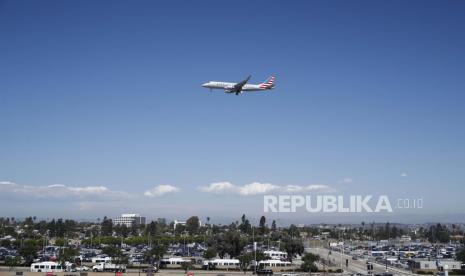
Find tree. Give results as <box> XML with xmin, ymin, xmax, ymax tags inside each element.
<box><xmin>23</xmin><ymin>217</ymin><xmax>34</xmax><ymax>227</ymax></box>
<box><xmin>102</xmin><ymin>245</ymin><xmax>128</xmax><ymax>265</ymax></box>
<box><xmin>427</xmin><ymin>224</ymin><xmax>450</xmax><ymax>243</ymax></box>
<box><xmin>130</xmin><ymin>223</ymin><xmax>139</xmax><ymax>236</ymax></box>
<box><xmin>101</xmin><ymin>217</ymin><xmax>113</xmax><ymax>236</ymax></box>
<box><xmin>288</xmin><ymin>224</ymin><xmax>300</xmax><ymax>237</ymax></box>
<box><xmin>120</xmin><ymin>224</ymin><xmax>130</xmax><ymax>238</ymax></box>
<box><xmin>212</xmin><ymin>231</ymin><xmax>246</xmax><ymax>258</ymax></box>
<box><xmin>238</xmin><ymin>253</ymin><xmax>254</xmax><ymax>271</ymax></box>
<box><xmin>1</xmin><ymin>239</ymin><xmax>11</xmax><ymax>247</ymax></box>
<box><xmin>456</xmin><ymin>247</ymin><xmax>465</xmax><ymax>263</ymax></box>
<box><xmin>186</xmin><ymin>216</ymin><xmax>200</xmax><ymax>234</ymax></box>
<box><xmin>144</xmin><ymin>242</ymin><xmax>167</xmax><ymax>270</ymax></box>
<box><xmin>181</xmin><ymin>261</ymin><xmax>193</xmax><ymax>273</ymax></box>
<box><xmin>18</xmin><ymin>241</ymin><xmax>38</xmax><ymax>264</ymax></box>
<box><xmin>58</xmin><ymin>247</ymin><xmax>79</xmax><ymax>267</ymax></box>
<box><xmin>282</xmin><ymin>237</ymin><xmax>304</xmax><ymax>261</ymax></box>
<box><xmin>55</xmin><ymin>238</ymin><xmax>66</xmax><ymax>247</ymax></box>
<box><xmin>47</xmin><ymin>219</ymin><xmax>57</xmax><ymax>237</ymax></box>
<box><xmin>391</xmin><ymin>226</ymin><xmax>399</xmax><ymax>238</ymax></box>
<box><xmin>145</xmin><ymin>221</ymin><xmax>158</xmax><ymax>236</ymax></box>
<box><xmin>5</xmin><ymin>256</ymin><xmax>22</xmax><ymax>270</ymax></box>
<box><xmin>238</xmin><ymin>252</ymin><xmax>266</xmax><ymax>271</ymax></box>
<box><xmin>271</xmin><ymin>220</ymin><xmax>277</xmax><ymax>232</ymax></box>
<box><xmin>146</xmin><ymin>243</ymin><xmax>167</xmax><ymax>264</ymax></box>
<box><xmin>239</xmin><ymin>215</ymin><xmax>251</xmax><ymax>234</ymax></box>
<box><xmin>301</xmin><ymin>252</ymin><xmax>319</xmax><ymax>272</ymax></box>
<box><xmin>259</xmin><ymin>216</ymin><xmax>267</xmax><ymax>235</ymax></box>
<box><xmin>203</xmin><ymin>247</ymin><xmax>217</xmax><ymax>260</ymax></box>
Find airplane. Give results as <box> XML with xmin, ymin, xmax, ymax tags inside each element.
<box><xmin>201</xmin><ymin>75</ymin><xmax>275</xmax><ymax>95</ymax></box>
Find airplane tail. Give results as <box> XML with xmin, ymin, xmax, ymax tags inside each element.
<box><xmin>259</xmin><ymin>75</ymin><xmax>276</xmax><ymax>89</ymax></box>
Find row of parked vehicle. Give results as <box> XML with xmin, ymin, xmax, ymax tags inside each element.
<box><xmin>30</xmin><ymin>260</ymin><xmax>126</xmax><ymax>273</ymax></box>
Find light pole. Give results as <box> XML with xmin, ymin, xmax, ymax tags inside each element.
<box><xmin>340</xmin><ymin>244</ymin><xmax>343</xmax><ymax>276</ymax></box>
<box><xmin>253</xmin><ymin>227</ymin><xmax>257</xmax><ymax>275</ymax></box>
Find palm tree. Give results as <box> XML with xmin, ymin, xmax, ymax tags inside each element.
<box><xmin>370</xmin><ymin>222</ymin><xmax>375</xmax><ymax>240</ymax></box>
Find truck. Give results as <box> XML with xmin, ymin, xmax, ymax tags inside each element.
<box><xmin>92</xmin><ymin>262</ymin><xmax>126</xmax><ymax>272</ymax></box>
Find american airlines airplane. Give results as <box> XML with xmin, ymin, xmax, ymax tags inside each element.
<box><xmin>202</xmin><ymin>75</ymin><xmax>275</xmax><ymax>95</ymax></box>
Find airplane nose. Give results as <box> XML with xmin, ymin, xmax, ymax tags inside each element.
<box><xmin>202</xmin><ymin>83</ymin><xmax>208</xmax><ymax>87</ymax></box>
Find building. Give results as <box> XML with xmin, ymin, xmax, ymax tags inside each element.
<box><xmin>173</xmin><ymin>219</ymin><xmax>202</xmax><ymax>229</ymax></box>
<box><xmin>400</xmin><ymin>235</ymin><xmax>412</xmax><ymax>242</ymax></box>
<box><xmin>411</xmin><ymin>260</ymin><xmax>462</xmax><ymax>273</ymax></box>
<box><xmin>113</xmin><ymin>214</ymin><xmax>146</xmax><ymax>227</ymax></box>
<box><xmin>263</xmin><ymin>250</ymin><xmax>288</xmax><ymax>260</ymax></box>
<box><xmin>173</xmin><ymin>220</ymin><xmax>186</xmax><ymax>229</ymax></box>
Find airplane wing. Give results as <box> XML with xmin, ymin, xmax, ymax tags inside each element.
<box><xmin>231</xmin><ymin>75</ymin><xmax>251</xmax><ymax>94</ymax></box>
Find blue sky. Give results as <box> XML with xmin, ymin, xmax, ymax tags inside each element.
<box><xmin>1</xmin><ymin>0</ymin><xmax>465</xmax><ymax>223</ymax></box>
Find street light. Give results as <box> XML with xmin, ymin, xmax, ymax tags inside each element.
<box><xmin>253</xmin><ymin>227</ymin><xmax>257</xmax><ymax>275</ymax></box>
<box><xmin>340</xmin><ymin>243</ymin><xmax>343</xmax><ymax>276</ymax></box>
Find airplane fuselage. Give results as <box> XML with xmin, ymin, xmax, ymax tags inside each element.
<box><xmin>202</xmin><ymin>81</ymin><xmax>270</xmax><ymax>92</ymax></box>
<box><xmin>201</xmin><ymin>75</ymin><xmax>275</xmax><ymax>94</ymax></box>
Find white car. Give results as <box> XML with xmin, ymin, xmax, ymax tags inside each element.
<box><xmin>76</xmin><ymin>266</ymin><xmax>90</xmax><ymax>272</ymax></box>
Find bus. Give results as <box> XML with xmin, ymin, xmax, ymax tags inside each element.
<box><xmin>203</xmin><ymin>259</ymin><xmax>240</xmax><ymax>269</ymax></box>
<box><xmin>258</xmin><ymin>260</ymin><xmax>293</xmax><ymax>271</ymax></box>
<box><xmin>160</xmin><ymin>257</ymin><xmax>192</xmax><ymax>268</ymax></box>
<box><xmin>30</xmin><ymin>261</ymin><xmax>64</xmax><ymax>272</ymax></box>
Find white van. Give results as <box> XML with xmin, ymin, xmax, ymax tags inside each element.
<box><xmin>91</xmin><ymin>256</ymin><xmax>112</xmax><ymax>263</ymax></box>
<box><xmin>30</xmin><ymin>261</ymin><xmax>64</xmax><ymax>272</ymax></box>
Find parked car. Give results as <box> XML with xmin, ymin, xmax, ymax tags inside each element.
<box><xmin>256</xmin><ymin>269</ymin><xmax>273</xmax><ymax>275</ymax></box>
<box><xmin>142</xmin><ymin>266</ymin><xmax>158</xmax><ymax>273</ymax></box>
<box><xmin>75</xmin><ymin>266</ymin><xmax>90</xmax><ymax>272</ymax></box>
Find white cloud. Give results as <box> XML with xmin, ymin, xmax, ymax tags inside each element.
<box><xmin>284</xmin><ymin>185</ymin><xmax>305</xmax><ymax>193</ymax></box>
<box><xmin>338</xmin><ymin>177</ymin><xmax>353</xmax><ymax>184</ymax></box>
<box><xmin>304</xmin><ymin>184</ymin><xmax>337</xmax><ymax>193</ymax></box>
<box><xmin>199</xmin><ymin>182</ymin><xmax>336</xmax><ymax>195</ymax></box>
<box><xmin>68</xmin><ymin>186</ymin><xmax>108</xmax><ymax>194</ymax></box>
<box><xmin>239</xmin><ymin>182</ymin><xmax>279</xmax><ymax>195</ymax></box>
<box><xmin>198</xmin><ymin>182</ymin><xmax>237</xmax><ymax>194</ymax></box>
<box><xmin>284</xmin><ymin>184</ymin><xmax>336</xmax><ymax>193</ymax></box>
<box><xmin>401</xmin><ymin>172</ymin><xmax>408</xmax><ymax>177</ymax></box>
<box><xmin>144</xmin><ymin>185</ymin><xmax>180</xmax><ymax>197</ymax></box>
<box><xmin>0</xmin><ymin>181</ymin><xmax>127</xmax><ymax>200</ymax></box>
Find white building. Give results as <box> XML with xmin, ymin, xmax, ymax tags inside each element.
<box><xmin>113</xmin><ymin>214</ymin><xmax>146</xmax><ymax>227</ymax></box>
<box><xmin>400</xmin><ymin>235</ymin><xmax>412</xmax><ymax>242</ymax></box>
<box><xmin>412</xmin><ymin>260</ymin><xmax>462</xmax><ymax>273</ymax></box>
<box><xmin>173</xmin><ymin>220</ymin><xmax>186</xmax><ymax>229</ymax></box>
<box><xmin>173</xmin><ymin>219</ymin><xmax>202</xmax><ymax>229</ymax></box>
<box><xmin>263</xmin><ymin>250</ymin><xmax>288</xmax><ymax>260</ymax></box>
